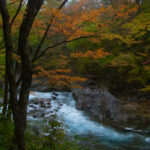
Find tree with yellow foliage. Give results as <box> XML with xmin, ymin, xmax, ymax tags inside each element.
<box><xmin>0</xmin><ymin>0</ymin><xmax>139</xmax><ymax>149</ymax></box>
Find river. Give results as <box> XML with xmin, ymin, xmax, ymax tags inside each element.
<box><xmin>28</xmin><ymin>91</ymin><xmax>150</xmax><ymax>150</ymax></box>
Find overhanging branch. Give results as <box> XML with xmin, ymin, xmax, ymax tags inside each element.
<box><xmin>33</xmin><ymin>0</ymin><xmax>68</xmax><ymax>61</ymax></box>
<box><xmin>33</xmin><ymin>35</ymin><xmax>97</xmax><ymax>62</ymax></box>
<box><xmin>10</xmin><ymin>0</ymin><xmax>24</xmax><ymax>27</ymax></box>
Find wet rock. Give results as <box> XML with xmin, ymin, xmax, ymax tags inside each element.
<box><xmin>52</xmin><ymin>92</ymin><xmax>58</xmax><ymax>96</ymax></box>
<box><xmin>33</xmin><ymin>101</ymin><xmax>39</xmax><ymax>105</ymax></box>
<box><xmin>53</xmin><ymin>108</ymin><xmax>59</xmax><ymax>112</ymax></box>
<box><xmin>47</xmin><ymin>102</ymin><xmax>51</xmax><ymax>106</ymax></box>
<box><xmin>72</xmin><ymin>87</ymin><xmax>136</xmax><ymax>125</ymax></box>
<box><xmin>33</xmin><ymin>112</ymin><xmax>45</xmax><ymax>118</ymax></box>
<box><xmin>39</xmin><ymin>100</ymin><xmax>44</xmax><ymax>105</ymax></box>
<box><xmin>28</xmin><ymin>109</ymin><xmax>38</xmax><ymax>114</ymax></box>
<box><xmin>48</xmin><ymin>111</ymin><xmax>54</xmax><ymax>114</ymax></box>
<box><xmin>40</xmin><ymin>102</ymin><xmax>47</xmax><ymax>108</ymax></box>
<box><xmin>58</xmin><ymin>103</ymin><xmax>63</xmax><ymax>107</ymax></box>
<box><xmin>28</xmin><ymin>104</ymin><xmax>38</xmax><ymax>109</ymax></box>
<box><xmin>31</xmin><ymin>99</ymin><xmax>40</xmax><ymax>105</ymax></box>
<box><xmin>52</xmin><ymin>96</ymin><xmax>56</xmax><ymax>100</ymax></box>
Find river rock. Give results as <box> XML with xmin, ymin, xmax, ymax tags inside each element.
<box><xmin>28</xmin><ymin>104</ymin><xmax>37</xmax><ymax>109</ymax></box>
<box><xmin>72</xmin><ymin>87</ymin><xmax>136</xmax><ymax>125</ymax></box>
<box><xmin>33</xmin><ymin>111</ymin><xmax>45</xmax><ymax>118</ymax></box>
<box><xmin>52</xmin><ymin>92</ymin><xmax>58</xmax><ymax>96</ymax></box>
<box><xmin>52</xmin><ymin>96</ymin><xmax>57</xmax><ymax>100</ymax></box>
<box><xmin>29</xmin><ymin>98</ymin><xmax>39</xmax><ymax>105</ymax></box>
<box><xmin>47</xmin><ymin>102</ymin><xmax>51</xmax><ymax>106</ymax></box>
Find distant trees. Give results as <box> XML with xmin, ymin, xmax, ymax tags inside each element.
<box><xmin>0</xmin><ymin>0</ymin><xmax>144</xmax><ymax>149</ymax></box>
<box><xmin>0</xmin><ymin>0</ymin><xmax>102</xmax><ymax>149</ymax></box>
<box><xmin>69</xmin><ymin>0</ymin><xmax>150</xmax><ymax>96</ymax></box>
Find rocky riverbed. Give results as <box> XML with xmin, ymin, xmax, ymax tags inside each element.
<box><xmin>0</xmin><ymin>91</ymin><xmax>150</xmax><ymax>149</ymax></box>
<box><xmin>72</xmin><ymin>86</ymin><xmax>150</xmax><ymax>131</ymax></box>
<box><xmin>26</xmin><ymin>91</ymin><xmax>150</xmax><ymax>150</ymax></box>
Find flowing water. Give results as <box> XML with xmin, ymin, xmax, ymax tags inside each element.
<box><xmin>28</xmin><ymin>91</ymin><xmax>150</xmax><ymax>150</ymax></box>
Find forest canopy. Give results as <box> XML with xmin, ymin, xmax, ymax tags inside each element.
<box><xmin>0</xmin><ymin>0</ymin><xmax>150</xmax><ymax>150</ymax></box>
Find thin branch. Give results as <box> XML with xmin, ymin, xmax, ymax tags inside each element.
<box><xmin>32</xmin><ymin>16</ymin><xmax>54</xmax><ymax>61</ymax></box>
<box><xmin>33</xmin><ymin>0</ymin><xmax>68</xmax><ymax>61</ymax></box>
<box><xmin>10</xmin><ymin>0</ymin><xmax>24</xmax><ymax>27</ymax></box>
<box><xmin>33</xmin><ymin>35</ymin><xmax>97</xmax><ymax>62</ymax></box>
<box><xmin>58</xmin><ymin>0</ymin><xmax>68</xmax><ymax>9</ymax></box>
<box><xmin>33</xmin><ymin>14</ymin><xmax>99</xmax><ymax>62</ymax></box>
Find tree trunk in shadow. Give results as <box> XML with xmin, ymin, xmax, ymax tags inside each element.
<box><xmin>12</xmin><ymin>1</ymin><xmax>44</xmax><ymax>149</ymax></box>
<box><xmin>13</xmin><ymin>71</ymin><xmax>32</xmax><ymax>150</ymax></box>
<box><xmin>2</xmin><ymin>74</ymin><xmax>8</xmax><ymax>116</ymax></box>
<box><xmin>0</xmin><ymin>0</ymin><xmax>44</xmax><ymax>149</ymax></box>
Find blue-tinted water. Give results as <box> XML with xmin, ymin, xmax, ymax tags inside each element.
<box><xmin>28</xmin><ymin>92</ymin><xmax>150</xmax><ymax>150</ymax></box>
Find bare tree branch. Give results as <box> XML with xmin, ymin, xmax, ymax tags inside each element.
<box><xmin>58</xmin><ymin>0</ymin><xmax>68</xmax><ymax>9</ymax></box>
<box><xmin>33</xmin><ymin>35</ymin><xmax>97</xmax><ymax>62</ymax></box>
<box><xmin>33</xmin><ymin>0</ymin><xmax>68</xmax><ymax>61</ymax></box>
<box><xmin>10</xmin><ymin>0</ymin><xmax>24</xmax><ymax>27</ymax></box>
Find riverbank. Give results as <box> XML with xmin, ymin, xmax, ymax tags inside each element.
<box><xmin>30</xmin><ymin>79</ymin><xmax>150</xmax><ymax>133</ymax></box>
<box><xmin>27</xmin><ymin>91</ymin><xmax>150</xmax><ymax>150</ymax></box>
<box><xmin>72</xmin><ymin>84</ymin><xmax>150</xmax><ymax>133</ymax></box>
<box><xmin>1</xmin><ymin>91</ymin><xmax>150</xmax><ymax>149</ymax></box>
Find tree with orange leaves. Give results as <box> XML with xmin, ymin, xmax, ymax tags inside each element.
<box><xmin>0</xmin><ymin>0</ymin><xmax>139</xmax><ymax>149</ymax></box>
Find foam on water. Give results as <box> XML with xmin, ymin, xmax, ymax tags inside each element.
<box><xmin>28</xmin><ymin>92</ymin><xmax>150</xmax><ymax>149</ymax></box>
<box><xmin>57</xmin><ymin>103</ymin><xmax>134</xmax><ymax>141</ymax></box>
<box><xmin>146</xmin><ymin>138</ymin><xmax>150</xmax><ymax>143</ymax></box>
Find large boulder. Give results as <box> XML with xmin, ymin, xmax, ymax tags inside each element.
<box><xmin>72</xmin><ymin>87</ymin><xmax>139</xmax><ymax>125</ymax></box>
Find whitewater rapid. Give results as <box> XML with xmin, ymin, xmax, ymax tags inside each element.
<box><xmin>28</xmin><ymin>92</ymin><xmax>150</xmax><ymax>150</ymax></box>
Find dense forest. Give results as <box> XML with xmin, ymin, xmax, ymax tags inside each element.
<box><xmin>0</xmin><ymin>0</ymin><xmax>150</xmax><ymax>150</ymax></box>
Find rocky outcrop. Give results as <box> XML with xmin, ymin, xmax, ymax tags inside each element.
<box><xmin>72</xmin><ymin>87</ymin><xmax>150</xmax><ymax>127</ymax></box>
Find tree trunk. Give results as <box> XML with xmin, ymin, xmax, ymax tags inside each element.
<box><xmin>2</xmin><ymin>74</ymin><xmax>9</xmax><ymax>116</ymax></box>
<box><xmin>13</xmin><ymin>1</ymin><xmax>44</xmax><ymax>149</ymax></box>
<box><xmin>0</xmin><ymin>0</ymin><xmax>44</xmax><ymax>149</ymax></box>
